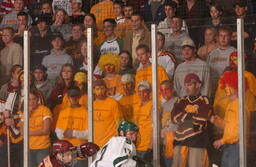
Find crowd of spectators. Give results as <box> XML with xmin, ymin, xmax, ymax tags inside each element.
<box><xmin>0</xmin><ymin>0</ymin><xmax>256</xmax><ymax>167</ymax></box>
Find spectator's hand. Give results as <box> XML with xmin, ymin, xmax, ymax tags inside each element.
<box><xmin>210</xmin><ymin>115</ymin><xmax>215</xmax><ymax>123</ymax></box>
<box><xmin>161</xmin><ymin>128</ymin><xmax>167</xmax><ymax>138</ymax></box>
<box><xmin>213</xmin><ymin>140</ymin><xmax>223</xmax><ymax>149</ymax></box>
<box><xmin>3</xmin><ymin>110</ymin><xmax>10</xmax><ymax>118</ymax></box>
<box><xmin>64</xmin><ymin>129</ymin><xmax>73</xmax><ymax>138</ymax></box>
<box><xmin>5</xmin><ymin>118</ymin><xmax>14</xmax><ymax>126</ymax></box>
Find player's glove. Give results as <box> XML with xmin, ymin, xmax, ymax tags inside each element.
<box><xmin>74</xmin><ymin>142</ymin><xmax>100</xmax><ymax>158</ymax></box>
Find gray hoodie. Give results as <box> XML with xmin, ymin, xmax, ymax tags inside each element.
<box><xmin>42</xmin><ymin>49</ymin><xmax>73</xmax><ymax>82</ymax></box>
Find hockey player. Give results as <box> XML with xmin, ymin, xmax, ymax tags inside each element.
<box><xmin>171</xmin><ymin>73</ymin><xmax>212</xmax><ymax>167</ymax></box>
<box><xmin>90</xmin><ymin>120</ymin><xmax>139</xmax><ymax>167</ymax></box>
<box><xmin>39</xmin><ymin>140</ymin><xmax>99</xmax><ymax>167</ymax></box>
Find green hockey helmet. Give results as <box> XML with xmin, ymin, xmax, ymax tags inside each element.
<box><xmin>118</xmin><ymin>121</ymin><xmax>139</xmax><ymax>135</ymax></box>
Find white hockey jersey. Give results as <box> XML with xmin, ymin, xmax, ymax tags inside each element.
<box><xmin>90</xmin><ymin>136</ymin><xmax>137</xmax><ymax>167</ymax></box>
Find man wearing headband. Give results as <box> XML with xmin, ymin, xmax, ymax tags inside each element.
<box><xmin>132</xmin><ymin>80</ymin><xmax>153</xmax><ymax>165</ymax></box>
<box><xmin>118</xmin><ymin>74</ymin><xmax>135</xmax><ymax>121</ymax></box>
<box><xmin>93</xmin><ymin>79</ymin><xmax>123</xmax><ymax>147</ymax></box>
<box><xmin>55</xmin><ymin>86</ymin><xmax>88</xmax><ymax>167</ymax></box>
<box><xmin>171</xmin><ymin>73</ymin><xmax>212</xmax><ymax>167</ymax></box>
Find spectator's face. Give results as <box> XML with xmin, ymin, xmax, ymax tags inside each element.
<box><xmin>94</xmin><ymin>85</ymin><xmax>107</xmax><ymax>100</ymax></box>
<box><xmin>218</xmin><ymin>30</ymin><xmax>231</xmax><ymax>47</ymax></box>
<box><xmin>33</xmin><ymin>69</ymin><xmax>45</xmax><ymax>82</ymax></box>
<box><xmin>103</xmin><ymin>22</ymin><xmax>115</xmax><ymax>37</ymax></box>
<box><xmin>171</xmin><ymin>18</ymin><xmax>182</xmax><ymax>32</ymax></box>
<box><xmin>80</xmin><ymin>42</ymin><xmax>87</xmax><ymax>57</ymax></box>
<box><xmin>12</xmin><ymin>67</ymin><xmax>22</xmax><ymax>80</ymax></box>
<box><xmin>185</xmin><ymin>82</ymin><xmax>199</xmax><ymax>96</ymax></box>
<box><xmin>124</xmin><ymin>6</ymin><xmax>133</xmax><ymax>19</ymax></box>
<box><xmin>2</xmin><ymin>29</ymin><xmax>14</xmax><ymax>45</ymax></box>
<box><xmin>61</xmin><ymin>66</ymin><xmax>73</xmax><ymax>80</ymax></box>
<box><xmin>224</xmin><ymin>84</ymin><xmax>235</xmax><ymax>97</ymax></box>
<box><xmin>71</xmin><ymin>1</ymin><xmax>82</xmax><ymax>12</ymax></box>
<box><xmin>104</xmin><ymin>64</ymin><xmax>115</xmax><ymax>73</ymax></box>
<box><xmin>17</xmin><ymin>15</ymin><xmax>28</xmax><ymax>25</ymax></box>
<box><xmin>68</xmin><ymin>95</ymin><xmax>80</xmax><ymax>105</ymax></box>
<box><xmin>114</xmin><ymin>4</ymin><xmax>123</xmax><ymax>16</ymax></box>
<box><xmin>29</xmin><ymin>93</ymin><xmax>39</xmax><ymax>111</ymax></box>
<box><xmin>136</xmin><ymin>48</ymin><xmax>150</xmax><ymax>65</ymax></box>
<box><xmin>37</xmin><ymin>21</ymin><xmax>47</xmax><ymax>32</ymax></box>
<box><xmin>182</xmin><ymin>47</ymin><xmax>195</xmax><ymax>61</ymax></box>
<box><xmin>204</xmin><ymin>29</ymin><xmax>216</xmax><ymax>44</ymax></box>
<box><xmin>210</xmin><ymin>6</ymin><xmax>221</xmax><ymax>19</ymax></box>
<box><xmin>157</xmin><ymin>34</ymin><xmax>165</xmax><ymax>50</ymax></box>
<box><xmin>138</xmin><ymin>87</ymin><xmax>151</xmax><ymax>102</ymax></box>
<box><xmin>84</xmin><ymin>16</ymin><xmax>94</xmax><ymax>28</ymax></box>
<box><xmin>121</xmin><ymin>82</ymin><xmax>134</xmax><ymax>95</ymax></box>
<box><xmin>120</xmin><ymin>52</ymin><xmax>130</xmax><ymax>68</ymax></box>
<box><xmin>131</xmin><ymin>15</ymin><xmax>142</xmax><ymax>31</ymax></box>
<box><xmin>160</xmin><ymin>84</ymin><xmax>173</xmax><ymax>100</ymax></box>
<box><xmin>41</xmin><ymin>3</ymin><xmax>52</xmax><ymax>14</ymax></box>
<box><xmin>72</xmin><ymin>26</ymin><xmax>82</xmax><ymax>40</ymax></box>
<box><xmin>14</xmin><ymin>0</ymin><xmax>24</xmax><ymax>12</ymax></box>
<box><xmin>55</xmin><ymin>11</ymin><xmax>65</xmax><ymax>23</ymax></box>
<box><xmin>164</xmin><ymin>5</ymin><xmax>175</xmax><ymax>18</ymax></box>
<box><xmin>235</xmin><ymin>6</ymin><xmax>247</xmax><ymax>17</ymax></box>
<box><xmin>51</xmin><ymin>37</ymin><xmax>63</xmax><ymax>50</ymax></box>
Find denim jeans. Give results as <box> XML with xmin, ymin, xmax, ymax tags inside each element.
<box><xmin>29</xmin><ymin>147</ymin><xmax>50</xmax><ymax>167</ymax></box>
<box><xmin>0</xmin><ymin>145</ymin><xmax>7</xmax><ymax>167</ymax></box>
<box><xmin>165</xmin><ymin>157</ymin><xmax>173</xmax><ymax>167</ymax></box>
<box><xmin>11</xmin><ymin>143</ymin><xmax>23</xmax><ymax>167</ymax></box>
<box><xmin>221</xmin><ymin>143</ymin><xmax>239</xmax><ymax>167</ymax></box>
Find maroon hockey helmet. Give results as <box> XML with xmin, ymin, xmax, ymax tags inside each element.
<box><xmin>52</xmin><ymin>140</ymin><xmax>73</xmax><ymax>155</ymax></box>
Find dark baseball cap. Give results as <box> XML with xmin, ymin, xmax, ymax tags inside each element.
<box><xmin>67</xmin><ymin>86</ymin><xmax>81</xmax><ymax>97</ymax></box>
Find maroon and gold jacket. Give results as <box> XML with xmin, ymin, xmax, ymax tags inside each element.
<box><xmin>171</xmin><ymin>95</ymin><xmax>212</xmax><ymax>148</ymax></box>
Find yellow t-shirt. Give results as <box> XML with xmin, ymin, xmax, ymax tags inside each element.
<box><xmin>220</xmin><ymin>99</ymin><xmax>239</xmax><ymax>144</ymax></box>
<box><xmin>90</xmin><ymin>1</ymin><xmax>115</xmax><ymax>25</ymax></box>
<box><xmin>103</xmin><ymin>75</ymin><xmax>123</xmax><ymax>96</ymax></box>
<box><xmin>93</xmin><ymin>97</ymin><xmax>123</xmax><ymax>147</ymax></box>
<box><xmin>118</xmin><ymin>95</ymin><xmax>134</xmax><ymax>121</ymax></box>
<box><xmin>135</xmin><ymin>65</ymin><xmax>169</xmax><ymax>91</ymax></box>
<box><xmin>56</xmin><ymin>106</ymin><xmax>88</xmax><ymax>146</ymax></box>
<box><xmin>52</xmin><ymin>94</ymin><xmax>88</xmax><ymax>131</ymax></box>
<box><xmin>133</xmin><ymin>100</ymin><xmax>152</xmax><ymax>151</ymax></box>
<box><xmin>29</xmin><ymin>105</ymin><xmax>52</xmax><ymax>150</ymax></box>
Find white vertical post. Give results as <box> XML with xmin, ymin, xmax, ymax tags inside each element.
<box><xmin>151</xmin><ymin>24</ymin><xmax>160</xmax><ymax>167</ymax></box>
<box><xmin>23</xmin><ymin>31</ymin><xmax>30</xmax><ymax>167</ymax></box>
<box><xmin>87</xmin><ymin>28</ymin><xmax>94</xmax><ymax>166</ymax></box>
<box><xmin>237</xmin><ymin>18</ymin><xmax>246</xmax><ymax>167</ymax></box>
